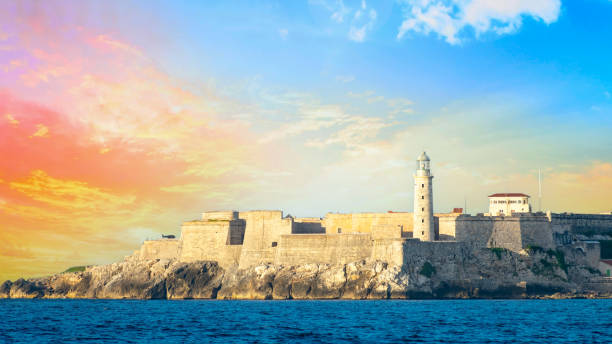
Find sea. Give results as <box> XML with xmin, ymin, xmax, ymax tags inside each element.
<box><xmin>0</xmin><ymin>299</ymin><xmax>611</xmax><ymax>343</ymax></box>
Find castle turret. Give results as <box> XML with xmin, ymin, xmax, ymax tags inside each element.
<box><xmin>414</xmin><ymin>151</ymin><xmax>434</xmax><ymax>241</ymax></box>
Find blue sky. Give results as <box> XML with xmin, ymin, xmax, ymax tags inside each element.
<box><xmin>98</xmin><ymin>0</ymin><xmax>612</xmax><ymax>214</ymax></box>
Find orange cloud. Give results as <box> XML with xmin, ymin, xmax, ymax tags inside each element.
<box><xmin>29</xmin><ymin>123</ymin><xmax>48</xmax><ymax>137</ymax></box>
<box><xmin>4</xmin><ymin>113</ymin><xmax>18</xmax><ymax>125</ymax></box>
<box><xmin>9</xmin><ymin>170</ymin><xmax>134</xmax><ymax>212</ymax></box>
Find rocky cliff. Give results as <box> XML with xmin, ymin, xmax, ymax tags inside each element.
<box><xmin>1</xmin><ymin>247</ymin><xmax>608</xmax><ymax>299</ymax></box>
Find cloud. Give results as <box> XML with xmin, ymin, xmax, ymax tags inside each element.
<box><xmin>397</xmin><ymin>0</ymin><xmax>561</xmax><ymax>44</ymax></box>
<box><xmin>311</xmin><ymin>0</ymin><xmax>377</xmax><ymax>42</ymax></box>
<box><xmin>95</xmin><ymin>34</ymin><xmax>143</xmax><ymax>57</ymax></box>
<box><xmin>9</xmin><ymin>170</ymin><xmax>135</xmax><ymax>212</ymax></box>
<box><xmin>335</xmin><ymin>75</ymin><xmax>355</xmax><ymax>83</ymax></box>
<box><xmin>30</xmin><ymin>123</ymin><xmax>49</xmax><ymax>138</ymax></box>
<box><xmin>258</xmin><ymin>105</ymin><xmax>348</xmax><ymax>143</ymax></box>
<box><xmin>348</xmin><ymin>6</ymin><xmax>377</xmax><ymax>42</ymax></box>
<box><xmin>331</xmin><ymin>0</ymin><xmax>350</xmax><ymax>22</ymax></box>
<box><xmin>306</xmin><ymin>116</ymin><xmax>393</xmax><ymax>149</ymax></box>
<box><xmin>5</xmin><ymin>114</ymin><xmax>18</xmax><ymax>125</ymax></box>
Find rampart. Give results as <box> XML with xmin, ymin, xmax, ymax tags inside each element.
<box><xmin>238</xmin><ymin>210</ymin><xmax>293</xmax><ymax>268</ymax></box>
<box><xmin>550</xmin><ymin>213</ymin><xmax>612</xmax><ymax>236</ymax></box>
<box><xmin>137</xmin><ymin>239</ymin><xmax>180</xmax><ymax>260</ymax></box>
<box><xmin>179</xmin><ymin>211</ymin><xmax>245</xmax><ymax>267</ymax></box>
<box><xmin>275</xmin><ymin>233</ymin><xmax>373</xmax><ymax>266</ymax></box>
<box><xmin>293</xmin><ymin>217</ymin><xmax>326</xmax><ymax>234</ymax></box>
<box><xmin>439</xmin><ymin>213</ymin><xmax>554</xmax><ymax>252</ymax></box>
<box><xmin>322</xmin><ymin>212</ymin><xmax>413</xmax><ymax>236</ymax></box>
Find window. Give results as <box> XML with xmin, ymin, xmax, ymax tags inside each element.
<box><xmin>271</xmin><ymin>242</ymin><xmax>278</xmax><ymax>247</ymax></box>
<box><xmin>421</xmin><ymin>231</ymin><xmax>424</xmax><ymax>235</ymax></box>
<box><xmin>421</xmin><ymin>219</ymin><xmax>424</xmax><ymax>223</ymax></box>
<box><xmin>421</xmin><ymin>184</ymin><xmax>424</xmax><ymax>188</ymax></box>
<box><xmin>422</xmin><ymin>207</ymin><xmax>424</xmax><ymax>211</ymax></box>
<box><xmin>337</xmin><ymin>228</ymin><xmax>342</xmax><ymax>234</ymax></box>
<box><xmin>421</xmin><ymin>196</ymin><xmax>424</xmax><ymax>200</ymax></box>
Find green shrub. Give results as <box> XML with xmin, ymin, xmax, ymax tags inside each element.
<box><xmin>548</xmin><ymin>249</ymin><xmax>568</xmax><ymax>273</ymax></box>
<box><xmin>63</xmin><ymin>266</ymin><xmax>86</xmax><ymax>273</ymax></box>
<box><xmin>419</xmin><ymin>261</ymin><xmax>436</xmax><ymax>278</ymax></box>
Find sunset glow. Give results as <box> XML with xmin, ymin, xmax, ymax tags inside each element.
<box><xmin>1</xmin><ymin>1</ymin><xmax>611</xmax><ymax>280</ymax></box>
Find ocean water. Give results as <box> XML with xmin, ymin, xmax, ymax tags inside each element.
<box><xmin>1</xmin><ymin>299</ymin><xmax>611</xmax><ymax>343</ymax></box>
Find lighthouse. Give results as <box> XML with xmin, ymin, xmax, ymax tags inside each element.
<box><xmin>414</xmin><ymin>151</ymin><xmax>434</xmax><ymax>241</ymax></box>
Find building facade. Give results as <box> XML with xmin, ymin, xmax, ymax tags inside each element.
<box><xmin>488</xmin><ymin>193</ymin><xmax>531</xmax><ymax>216</ymax></box>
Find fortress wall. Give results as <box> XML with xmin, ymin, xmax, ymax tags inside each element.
<box><xmin>488</xmin><ymin>219</ymin><xmax>524</xmax><ymax>252</ymax></box>
<box><xmin>569</xmin><ymin>241</ymin><xmax>601</xmax><ymax>268</ymax></box>
<box><xmin>179</xmin><ymin>220</ymin><xmax>243</xmax><ymax>267</ymax></box>
<box><xmin>238</xmin><ymin>211</ymin><xmax>293</xmax><ymax>268</ymax></box>
<box><xmin>519</xmin><ymin>217</ymin><xmax>554</xmax><ymax>249</ymax></box>
<box><xmin>402</xmin><ymin>240</ymin><xmax>466</xmax><ymax>261</ymax></box>
<box><xmin>371</xmin><ymin>224</ymin><xmax>402</xmax><ymax>240</ymax></box>
<box><xmin>438</xmin><ymin>216</ymin><xmax>459</xmax><ymax>240</ymax></box>
<box><xmin>138</xmin><ymin>239</ymin><xmax>180</xmax><ymax>260</ymax></box>
<box><xmin>371</xmin><ymin>238</ymin><xmax>405</xmax><ymax>266</ymax></box>
<box><xmin>402</xmin><ymin>240</ymin><xmax>471</xmax><ymax>280</ymax></box>
<box><xmin>451</xmin><ymin>214</ymin><xmax>553</xmax><ymax>252</ymax></box>
<box><xmin>228</xmin><ymin>220</ymin><xmax>247</xmax><ymax>245</ymax></box>
<box><xmin>453</xmin><ymin>215</ymin><xmax>495</xmax><ymax>247</ymax></box>
<box><xmin>293</xmin><ymin>218</ymin><xmax>325</xmax><ymax>234</ymax></box>
<box><xmin>322</xmin><ymin>213</ymin><xmax>353</xmax><ymax>234</ymax></box>
<box><xmin>275</xmin><ymin>233</ymin><xmax>373</xmax><ymax>266</ymax></box>
<box><xmin>550</xmin><ymin>213</ymin><xmax>612</xmax><ymax>236</ymax></box>
<box><xmin>202</xmin><ymin>211</ymin><xmax>238</xmax><ymax>221</ymax></box>
<box><xmin>322</xmin><ymin>212</ymin><xmax>413</xmax><ymax>236</ymax></box>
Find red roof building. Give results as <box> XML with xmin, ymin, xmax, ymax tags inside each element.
<box><xmin>488</xmin><ymin>193</ymin><xmax>530</xmax><ymax>198</ymax></box>
<box><xmin>488</xmin><ymin>193</ymin><xmax>531</xmax><ymax>216</ymax></box>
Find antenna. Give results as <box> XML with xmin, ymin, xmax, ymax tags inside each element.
<box><xmin>464</xmin><ymin>196</ymin><xmax>467</xmax><ymax>214</ymax></box>
<box><xmin>538</xmin><ymin>169</ymin><xmax>542</xmax><ymax>212</ymax></box>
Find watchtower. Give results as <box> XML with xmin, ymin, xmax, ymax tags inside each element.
<box><xmin>414</xmin><ymin>151</ymin><xmax>434</xmax><ymax>241</ymax></box>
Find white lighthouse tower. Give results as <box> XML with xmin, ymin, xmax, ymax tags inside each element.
<box><xmin>414</xmin><ymin>151</ymin><xmax>434</xmax><ymax>241</ymax></box>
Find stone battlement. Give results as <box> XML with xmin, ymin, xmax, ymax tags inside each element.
<box><xmin>201</xmin><ymin>211</ymin><xmax>239</xmax><ymax>221</ymax></box>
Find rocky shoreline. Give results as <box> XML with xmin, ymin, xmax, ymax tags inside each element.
<box><xmin>2</xmin><ymin>248</ymin><xmax>610</xmax><ymax>300</ymax></box>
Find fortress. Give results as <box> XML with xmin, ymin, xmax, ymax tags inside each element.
<box><xmin>133</xmin><ymin>153</ymin><xmax>612</xmax><ymax>271</ymax></box>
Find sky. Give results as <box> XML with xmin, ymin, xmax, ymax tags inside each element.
<box><xmin>1</xmin><ymin>0</ymin><xmax>612</xmax><ymax>280</ymax></box>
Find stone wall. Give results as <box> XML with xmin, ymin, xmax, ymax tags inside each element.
<box><xmin>179</xmin><ymin>220</ymin><xmax>243</xmax><ymax>267</ymax></box>
<box><xmin>322</xmin><ymin>212</ymin><xmax>413</xmax><ymax>236</ymax></box>
<box><xmin>441</xmin><ymin>214</ymin><xmax>553</xmax><ymax>252</ymax></box>
<box><xmin>371</xmin><ymin>238</ymin><xmax>405</xmax><ymax>266</ymax></box>
<box><xmin>550</xmin><ymin>213</ymin><xmax>612</xmax><ymax>236</ymax></box>
<box><xmin>519</xmin><ymin>215</ymin><xmax>554</xmax><ymax>249</ymax></box>
<box><xmin>202</xmin><ymin>211</ymin><xmax>238</xmax><ymax>221</ymax></box>
<box><xmin>371</xmin><ymin>224</ymin><xmax>402</xmax><ymax>240</ymax></box>
<box><xmin>275</xmin><ymin>233</ymin><xmax>373</xmax><ymax>266</ymax></box>
<box><xmin>293</xmin><ymin>218</ymin><xmax>325</xmax><ymax>234</ymax></box>
<box><xmin>138</xmin><ymin>239</ymin><xmax>180</xmax><ymax>260</ymax></box>
<box><xmin>437</xmin><ymin>213</ymin><xmax>462</xmax><ymax>240</ymax></box>
<box><xmin>238</xmin><ymin>211</ymin><xmax>293</xmax><ymax>268</ymax></box>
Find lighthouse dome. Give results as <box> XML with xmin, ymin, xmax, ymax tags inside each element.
<box><xmin>417</xmin><ymin>151</ymin><xmax>430</xmax><ymax>161</ymax></box>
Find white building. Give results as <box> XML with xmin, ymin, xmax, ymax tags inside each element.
<box><xmin>488</xmin><ymin>193</ymin><xmax>531</xmax><ymax>216</ymax></box>
<box><xmin>414</xmin><ymin>152</ymin><xmax>434</xmax><ymax>241</ymax></box>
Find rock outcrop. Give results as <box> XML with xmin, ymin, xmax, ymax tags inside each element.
<box><xmin>1</xmin><ymin>247</ymin><xmax>608</xmax><ymax>299</ymax></box>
